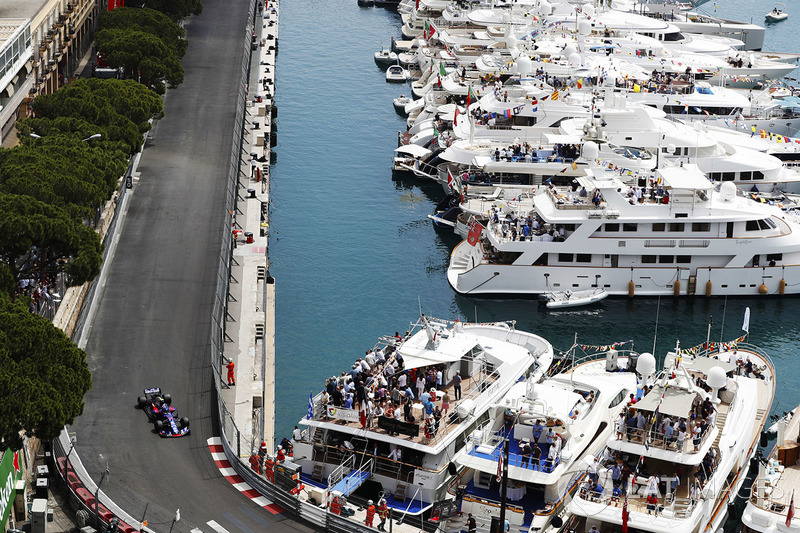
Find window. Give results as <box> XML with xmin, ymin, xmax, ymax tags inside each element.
<box><xmin>767</xmin><ymin>253</ymin><xmax>783</xmax><ymax>261</ymax></box>
<box><xmin>753</xmin><ymin>171</ymin><xmax>764</xmax><ymax>180</ymax></box>
<box><xmin>758</xmin><ymin>219</ymin><xmax>771</xmax><ymax>230</ymax></box>
<box><xmin>652</xmin><ymin>223</ymin><xmax>665</xmax><ymax>232</ymax></box>
<box><xmin>721</xmin><ymin>172</ymin><xmax>736</xmax><ymax>182</ymax></box>
<box><xmin>558</xmin><ymin>254</ymin><xmax>574</xmax><ymax>262</ymax></box>
<box><xmin>746</xmin><ymin>220</ymin><xmax>761</xmax><ymax>231</ymax></box>
<box><xmin>659</xmin><ymin>256</ymin><xmax>674</xmax><ymax>263</ymax></box>
<box><xmin>765</xmin><ymin>218</ymin><xmax>777</xmax><ymax>229</ymax></box>
<box><xmin>677</xmin><ymin>255</ymin><xmax>691</xmax><ymax>264</ymax></box>
<box><xmin>605</xmin><ymin>223</ymin><xmax>620</xmax><ymax>232</ymax></box>
<box><xmin>692</xmin><ymin>223</ymin><xmax>710</xmax><ymax>232</ymax></box>
<box><xmin>608</xmin><ymin>390</ymin><xmax>628</xmax><ymax>409</ymax></box>
<box><xmin>623</xmin><ymin>223</ymin><xmax>638</xmax><ymax>232</ymax></box>
<box><xmin>576</xmin><ymin>254</ymin><xmax>592</xmax><ymax>263</ymax></box>
<box><xmin>668</xmin><ymin>223</ymin><xmax>685</xmax><ymax>232</ymax></box>
<box><xmin>642</xmin><ymin>255</ymin><xmax>657</xmax><ymax>264</ymax></box>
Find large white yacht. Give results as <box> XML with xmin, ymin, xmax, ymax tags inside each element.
<box><xmin>290</xmin><ymin>315</ymin><xmax>553</xmax><ymax>526</ymax></box>
<box><xmin>567</xmin><ymin>342</ymin><xmax>775</xmax><ymax>533</ymax></box>
<box><xmin>447</xmin><ymin>151</ymin><xmax>800</xmax><ymax>297</ymax></box>
<box><xmin>450</xmin><ymin>350</ymin><xmax>637</xmax><ymax>532</ymax></box>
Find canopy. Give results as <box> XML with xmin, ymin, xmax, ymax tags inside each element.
<box><xmin>395</xmin><ymin>144</ymin><xmax>431</xmax><ymax>158</ymax></box>
<box><xmin>779</xmin><ymin>96</ymin><xmax>800</xmax><ymax>111</ymax></box>
<box><xmin>685</xmin><ymin>356</ymin><xmax>736</xmax><ymax>375</ymax></box>
<box><xmin>634</xmin><ymin>386</ymin><xmax>698</xmax><ymax>418</ymax></box>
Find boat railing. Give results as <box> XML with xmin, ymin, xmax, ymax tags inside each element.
<box><xmin>697</xmin><ymin>343</ymin><xmax>776</xmax><ymax>378</ymax></box>
<box><xmin>748</xmin><ymin>477</ymin><xmax>793</xmax><ymax>516</ymax></box>
<box><xmin>616</xmin><ymin>422</ymin><xmax>711</xmax><ymax>455</ymax></box>
<box><xmin>327</xmin><ymin>454</ymin><xmax>356</xmax><ymax>492</ymax></box>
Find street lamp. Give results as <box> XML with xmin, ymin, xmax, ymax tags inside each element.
<box><xmin>82</xmin><ymin>133</ymin><xmax>102</xmax><ymax>141</ymax></box>
<box><xmin>95</xmin><ymin>466</ymin><xmax>110</xmax><ymax>529</ymax></box>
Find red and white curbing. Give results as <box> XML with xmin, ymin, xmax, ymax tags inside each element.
<box><xmin>207</xmin><ymin>437</ymin><xmax>283</xmax><ymax>514</ymax></box>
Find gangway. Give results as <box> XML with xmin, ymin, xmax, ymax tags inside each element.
<box><xmin>328</xmin><ymin>455</ymin><xmax>375</xmax><ymax>498</ymax></box>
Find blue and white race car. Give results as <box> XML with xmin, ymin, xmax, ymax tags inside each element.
<box><xmin>137</xmin><ymin>387</ymin><xmax>190</xmax><ymax>438</ymax></box>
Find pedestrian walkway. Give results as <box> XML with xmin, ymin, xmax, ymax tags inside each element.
<box><xmin>207</xmin><ymin>437</ymin><xmax>283</xmax><ymax>514</ymax></box>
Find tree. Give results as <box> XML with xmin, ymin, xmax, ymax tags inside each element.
<box><xmin>20</xmin><ymin>78</ymin><xmax>163</xmax><ymax>154</ymax></box>
<box><xmin>0</xmin><ymin>193</ymin><xmax>103</xmax><ymax>286</ymax></box>
<box><xmin>0</xmin><ymin>296</ymin><xmax>92</xmax><ymax>451</ymax></box>
<box><xmin>97</xmin><ymin>28</ymin><xmax>184</xmax><ymax>93</ymax></box>
<box><xmin>100</xmin><ymin>7</ymin><xmax>188</xmax><ymax>58</ymax></box>
<box><xmin>0</xmin><ymin>135</ymin><xmax>128</xmax><ymax>218</ymax></box>
<box><xmin>140</xmin><ymin>0</ymin><xmax>203</xmax><ymax>22</ymax></box>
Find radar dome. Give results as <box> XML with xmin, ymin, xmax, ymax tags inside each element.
<box><xmin>667</xmin><ymin>143</ymin><xmax>676</xmax><ymax>154</ymax></box>
<box><xmin>707</xmin><ymin>366</ymin><xmax>727</xmax><ymax>389</ymax></box>
<box><xmin>506</xmin><ymin>35</ymin><xmax>518</xmax><ymax>49</ymax></box>
<box><xmin>720</xmin><ymin>181</ymin><xmax>736</xmax><ymax>201</ymax></box>
<box><xmin>637</xmin><ymin>352</ymin><xmax>656</xmax><ymax>376</ymax></box>
<box><xmin>582</xmin><ymin>141</ymin><xmax>599</xmax><ymax>160</ymax></box>
<box><xmin>517</xmin><ymin>55</ymin><xmax>532</xmax><ymax>75</ymax></box>
<box><xmin>578</xmin><ymin>20</ymin><xmax>591</xmax><ymax>35</ymax></box>
<box><xmin>568</xmin><ymin>53</ymin><xmax>582</xmax><ymax>66</ymax></box>
<box><xmin>564</xmin><ymin>43</ymin><xmax>578</xmax><ymax>57</ymax></box>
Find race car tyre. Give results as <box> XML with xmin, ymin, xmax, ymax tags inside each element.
<box><xmin>180</xmin><ymin>417</ymin><xmax>190</xmax><ymax>428</ymax></box>
<box><xmin>156</xmin><ymin>420</ymin><xmax>165</xmax><ymax>431</ymax></box>
<box><xmin>164</xmin><ymin>394</ymin><xmax>172</xmax><ymax>405</ymax></box>
<box><xmin>137</xmin><ymin>396</ymin><xmax>147</xmax><ymax>408</ymax></box>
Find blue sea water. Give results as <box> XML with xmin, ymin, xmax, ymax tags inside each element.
<box><xmin>270</xmin><ymin>0</ymin><xmax>800</xmax><ymax>443</ymax></box>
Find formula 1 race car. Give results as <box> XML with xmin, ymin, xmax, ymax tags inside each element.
<box><xmin>136</xmin><ymin>387</ymin><xmax>190</xmax><ymax>438</ymax></box>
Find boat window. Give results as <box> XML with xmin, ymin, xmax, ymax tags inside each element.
<box><xmin>740</xmin><ymin>171</ymin><xmax>752</xmax><ymax>181</ymax></box>
<box><xmin>642</xmin><ymin>255</ymin><xmax>657</xmax><ymax>264</ymax></box>
<box><xmin>753</xmin><ymin>171</ymin><xmax>764</xmax><ymax>180</ymax></box>
<box><xmin>668</xmin><ymin>223</ymin><xmax>685</xmax><ymax>232</ymax></box>
<box><xmin>576</xmin><ymin>254</ymin><xmax>592</xmax><ymax>263</ymax></box>
<box><xmin>677</xmin><ymin>255</ymin><xmax>691</xmax><ymax>264</ymax></box>
<box><xmin>605</xmin><ymin>223</ymin><xmax>620</xmax><ymax>232</ymax></box>
<box><xmin>758</xmin><ymin>219</ymin><xmax>772</xmax><ymax>230</ymax></box>
<box><xmin>659</xmin><ymin>255</ymin><xmax>674</xmax><ymax>263</ymax></box>
<box><xmin>558</xmin><ymin>253</ymin><xmax>574</xmax><ymax>262</ymax></box>
<box><xmin>663</xmin><ymin>32</ymin><xmax>685</xmax><ymax>42</ymax></box>
<box><xmin>623</xmin><ymin>223</ymin><xmax>638</xmax><ymax>232</ymax></box>
<box><xmin>608</xmin><ymin>389</ymin><xmax>627</xmax><ymax>409</ymax></box>
<box><xmin>765</xmin><ymin>218</ymin><xmax>777</xmax><ymax>229</ymax></box>
<box><xmin>652</xmin><ymin>223</ymin><xmax>665</xmax><ymax>232</ymax></box>
<box><xmin>745</xmin><ymin>220</ymin><xmax>760</xmax><ymax>231</ymax></box>
<box><xmin>767</xmin><ymin>253</ymin><xmax>783</xmax><ymax>261</ymax></box>
<box><xmin>721</xmin><ymin>172</ymin><xmax>736</xmax><ymax>182</ymax></box>
<box><xmin>692</xmin><ymin>223</ymin><xmax>710</xmax><ymax>232</ymax></box>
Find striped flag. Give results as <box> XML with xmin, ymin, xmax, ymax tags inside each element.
<box><xmin>622</xmin><ymin>494</ymin><xmax>629</xmax><ymax>532</ymax></box>
<box><xmin>447</xmin><ymin>168</ymin><xmax>455</xmax><ymax>191</ymax></box>
<box><xmin>306</xmin><ymin>392</ymin><xmax>314</xmax><ymax>419</ymax></box>
<box><xmin>788</xmin><ymin>490</ymin><xmax>795</xmax><ymax>526</ymax></box>
<box><xmin>496</xmin><ymin>449</ymin><xmax>504</xmax><ymax>482</ymax></box>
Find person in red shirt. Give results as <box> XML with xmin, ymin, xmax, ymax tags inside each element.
<box><xmin>226</xmin><ymin>359</ymin><xmax>236</xmax><ymax>386</ymax></box>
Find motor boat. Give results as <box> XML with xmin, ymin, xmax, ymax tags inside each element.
<box><xmin>374</xmin><ymin>48</ymin><xmax>398</xmax><ymax>69</ymax></box>
<box><xmin>540</xmin><ymin>288</ymin><xmax>609</xmax><ymax>309</ymax></box>
<box><xmin>765</xmin><ymin>4</ymin><xmax>788</xmax><ymax>22</ymax></box>
<box><xmin>567</xmin><ymin>342</ymin><xmax>775</xmax><ymax>533</ymax></box>
<box><xmin>357</xmin><ymin>0</ymin><xmax>374</xmax><ymax>7</ymax></box>
<box><xmin>288</xmin><ymin>315</ymin><xmax>554</xmax><ymax>529</ymax></box>
<box><xmin>386</xmin><ymin>64</ymin><xmax>409</xmax><ymax>83</ymax></box>
<box><xmin>393</xmin><ymin>94</ymin><xmax>412</xmax><ymax>115</ymax></box>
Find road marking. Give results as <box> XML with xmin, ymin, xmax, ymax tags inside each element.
<box><xmin>190</xmin><ymin>528</ymin><xmax>204</xmax><ymax>533</ymax></box>
<box><xmin>206</xmin><ymin>437</ymin><xmax>283</xmax><ymax>515</ymax></box>
<box><xmin>206</xmin><ymin>520</ymin><xmax>231</xmax><ymax>533</ymax></box>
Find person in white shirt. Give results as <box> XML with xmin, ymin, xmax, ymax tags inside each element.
<box><xmin>389</xmin><ymin>446</ymin><xmax>402</xmax><ymax>462</ymax></box>
<box><xmin>436</xmin><ymin>369</ymin><xmax>443</xmax><ymax>388</ymax></box>
<box><xmin>397</xmin><ymin>372</ymin><xmax>407</xmax><ymax>388</ymax></box>
<box><xmin>292</xmin><ymin>426</ymin><xmax>303</xmax><ymax>441</ymax></box>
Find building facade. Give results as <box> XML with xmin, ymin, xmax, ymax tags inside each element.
<box><xmin>0</xmin><ymin>0</ymin><xmax>99</xmax><ymax>143</ymax></box>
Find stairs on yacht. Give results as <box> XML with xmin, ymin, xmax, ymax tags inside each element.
<box><xmin>712</xmin><ymin>408</ymin><xmax>729</xmax><ymax>449</ymax></box>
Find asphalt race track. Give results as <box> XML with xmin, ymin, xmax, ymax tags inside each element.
<box><xmin>69</xmin><ymin>2</ymin><xmax>310</xmax><ymax>532</ymax></box>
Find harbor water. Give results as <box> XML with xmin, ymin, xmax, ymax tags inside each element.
<box><xmin>270</xmin><ymin>0</ymin><xmax>800</xmax><ymax>448</ymax></box>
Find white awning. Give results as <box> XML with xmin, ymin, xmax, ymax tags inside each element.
<box><xmin>685</xmin><ymin>356</ymin><xmax>736</xmax><ymax>375</ymax></box>
<box><xmin>635</xmin><ymin>386</ymin><xmax>698</xmax><ymax>418</ymax></box>
<box><xmin>395</xmin><ymin>144</ymin><xmax>431</xmax><ymax>158</ymax></box>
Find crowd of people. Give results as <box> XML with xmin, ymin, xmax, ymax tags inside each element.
<box><xmin>318</xmin><ymin>332</ymin><xmax>461</xmax><ymax>440</ymax></box>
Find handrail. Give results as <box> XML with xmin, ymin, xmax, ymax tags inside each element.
<box><xmin>327</xmin><ymin>455</ymin><xmax>355</xmax><ymax>492</ymax></box>
<box><xmin>397</xmin><ymin>485</ymin><xmax>423</xmax><ymax>525</ymax></box>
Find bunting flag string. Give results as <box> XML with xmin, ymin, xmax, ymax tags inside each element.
<box><xmin>680</xmin><ymin>334</ymin><xmax>748</xmax><ymax>355</ymax></box>
<box><xmin>576</xmin><ymin>339</ymin><xmax>634</xmax><ymax>351</ymax></box>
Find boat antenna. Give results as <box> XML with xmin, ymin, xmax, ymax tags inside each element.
<box><xmin>418</xmin><ymin>295</ymin><xmax>423</xmax><ymax>320</ymax></box>
<box><xmin>475</xmin><ymin>305</ymin><xmax>478</xmax><ymax>323</ymax></box>
<box><xmin>652</xmin><ymin>295</ymin><xmax>661</xmax><ymax>355</ymax></box>
<box><xmin>705</xmin><ymin>315</ymin><xmax>714</xmax><ymax>353</ymax></box>
<box><xmin>718</xmin><ymin>295</ymin><xmax>728</xmax><ymax>345</ymax></box>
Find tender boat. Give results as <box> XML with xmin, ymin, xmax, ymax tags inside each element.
<box><xmin>742</xmin><ymin>405</ymin><xmax>800</xmax><ymax>532</ymax></box>
<box><xmin>540</xmin><ymin>288</ymin><xmax>609</xmax><ymax>309</ymax></box>
<box><xmin>392</xmin><ymin>94</ymin><xmax>412</xmax><ymax>115</ymax></box>
<box><xmin>357</xmin><ymin>0</ymin><xmax>374</xmax><ymax>7</ymax></box>
<box><xmin>287</xmin><ymin>315</ymin><xmax>554</xmax><ymax>529</ymax></box>
<box><xmin>373</xmin><ymin>48</ymin><xmax>398</xmax><ymax>69</ymax></box>
<box><xmin>386</xmin><ymin>64</ymin><xmax>409</xmax><ymax>83</ymax></box>
<box><xmin>567</xmin><ymin>341</ymin><xmax>775</xmax><ymax>533</ymax></box>
<box><xmin>765</xmin><ymin>4</ymin><xmax>788</xmax><ymax>22</ymax></box>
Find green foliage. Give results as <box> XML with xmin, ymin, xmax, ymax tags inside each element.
<box><xmin>0</xmin><ymin>193</ymin><xmax>103</xmax><ymax>286</ymax></box>
<box><xmin>0</xmin><ymin>265</ymin><xmax>12</xmax><ymax>299</ymax></box>
<box><xmin>100</xmin><ymin>7</ymin><xmax>188</xmax><ymax>58</ymax></box>
<box><xmin>0</xmin><ymin>297</ymin><xmax>92</xmax><ymax>451</ymax></box>
<box><xmin>97</xmin><ymin>28</ymin><xmax>184</xmax><ymax>93</ymax></box>
<box><xmin>0</xmin><ymin>135</ymin><xmax>127</xmax><ymax>217</ymax></box>
<box><xmin>140</xmin><ymin>0</ymin><xmax>203</xmax><ymax>21</ymax></box>
<box><xmin>21</xmin><ymin>78</ymin><xmax>163</xmax><ymax>154</ymax></box>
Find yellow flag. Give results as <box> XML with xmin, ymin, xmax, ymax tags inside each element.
<box><xmin>633</xmin><ymin>84</ymin><xmax>641</xmax><ymax>93</ymax></box>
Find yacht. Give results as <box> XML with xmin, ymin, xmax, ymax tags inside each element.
<box><xmin>450</xmin><ymin>350</ymin><xmax>638</xmax><ymax>531</ymax></box>
<box><xmin>289</xmin><ymin>315</ymin><xmax>554</xmax><ymax>527</ymax></box>
<box><xmin>567</xmin><ymin>342</ymin><xmax>775</xmax><ymax>533</ymax></box>
<box><xmin>742</xmin><ymin>405</ymin><xmax>800</xmax><ymax>532</ymax></box>
<box><xmin>447</xmin><ymin>150</ymin><xmax>800</xmax><ymax>297</ymax></box>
